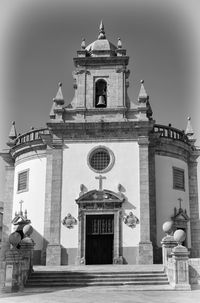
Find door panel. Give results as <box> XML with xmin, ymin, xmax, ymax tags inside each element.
<box><xmin>86</xmin><ymin>215</ymin><xmax>114</xmax><ymax>265</ymax></box>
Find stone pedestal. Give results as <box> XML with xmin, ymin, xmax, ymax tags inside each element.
<box><xmin>161</xmin><ymin>235</ymin><xmax>177</xmax><ymax>267</ymax></box>
<box><xmin>1</xmin><ymin>237</ymin><xmax>35</xmax><ymax>293</ymax></box>
<box><xmin>3</xmin><ymin>249</ymin><xmax>23</xmax><ymax>292</ymax></box>
<box><xmin>168</xmin><ymin>244</ymin><xmax>191</xmax><ymax>290</ymax></box>
<box><xmin>137</xmin><ymin>242</ymin><xmax>153</xmax><ymax>264</ymax></box>
<box><xmin>46</xmin><ymin>244</ymin><xmax>62</xmax><ymax>266</ymax></box>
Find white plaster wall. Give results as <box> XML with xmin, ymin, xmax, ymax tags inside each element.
<box><xmin>13</xmin><ymin>156</ymin><xmax>46</xmax><ymax>250</ymax></box>
<box><xmin>155</xmin><ymin>155</ymin><xmax>191</xmax><ymax>247</ymax></box>
<box><xmin>61</xmin><ymin>141</ymin><xmax>140</xmax><ymax>248</ymax></box>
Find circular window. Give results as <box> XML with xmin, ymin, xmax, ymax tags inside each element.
<box><xmin>88</xmin><ymin>146</ymin><xmax>115</xmax><ymax>173</ymax></box>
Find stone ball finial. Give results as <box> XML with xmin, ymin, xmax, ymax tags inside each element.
<box><xmin>9</xmin><ymin>231</ymin><xmax>22</xmax><ymax>247</ymax></box>
<box><xmin>174</xmin><ymin>229</ymin><xmax>186</xmax><ymax>245</ymax></box>
<box><xmin>23</xmin><ymin>224</ymin><xmax>33</xmax><ymax>237</ymax></box>
<box><xmin>162</xmin><ymin>221</ymin><xmax>174</xmax><ymax>235</ymax></box>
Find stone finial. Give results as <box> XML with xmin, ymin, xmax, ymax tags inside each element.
<box><xmin>50</xmin><ymin>82</ymin><xmax>65</xmax><ymax>121</ymax></box>
<box><xmin>81</xmin><ymin>38</ymin><xmax>86</xmax><ymax>49</ymax></box>
<box><xmin>162</xmin><ymin>221</ymin><xmax>174</xmax><ymax>236</ymax></box>
<box><xmin>174</xmin><ymin>229</ymin><xmax>186</xmax><ymax>245</ymax></box>
<box><xmin>53</xmin><ymin>82</ymin><xmax>64</xmax><ymax>103</ymax></box>
<box><xmin>117</xmin><ymin>37</ymin><xmax>122</xmax><ymax>49</ymax></box>
<box><xmin>49</xmin><ymin>100</ymin><xmax>56</xmax><ymax>119</ymax></box>
<box><xmin>137</xmin><ymin>80</ymin><xmax>153</xmax><ymax>120</ymax></box>
<box><xmin>7</xmin><ymin>121</ymin><xmax>17</xmax><ymax>147</ymax></box>
<box><xmin>185</xmin><ymin>116</ymin><xmax>194</xmax><ymax>140</ymax></box>
<box><xmin>9</xmin><ymin>121</ymin><xmax>17</xmax><ymax>140</ymax></box>
<box><xmin>138</xmin><ymin>80</ymin><xmax>148</xmax><ymax>102</ymax></box>
<box><xmin>98</xmin><ymin>20</ymin><xmax>106</xmax><ymax>40</ymax></box>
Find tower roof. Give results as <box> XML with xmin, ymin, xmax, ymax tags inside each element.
<box><xmin>85</xmin><ymin>21</ymin><xmax>117</xmax><ymax>57</ymax></box>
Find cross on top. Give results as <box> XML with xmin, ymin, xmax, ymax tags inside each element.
<box><xmin>178</xmin><ymin>198</ymin><xmax>183</xmax><ymax>209</ymax></box>
<box><xmin>95</xmin><ymin>175</ymin><xmax>106</xmax><ymax>191</ymax></box>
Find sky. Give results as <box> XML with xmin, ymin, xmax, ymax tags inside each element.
<box><xmin>0</xmin><ymin>0</ymin><xmax>200</xmax><ymax>201</ymax></box>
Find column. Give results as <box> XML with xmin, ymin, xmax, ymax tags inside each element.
<box><xmin>137</xmin><ymin>136</ymin><xmax>153</xmax><ymax>264</ymax></box>
<box><xmin>43</xmin><ymin>147</ymin><xmax>63</xmax><ymax>265</ymax></box>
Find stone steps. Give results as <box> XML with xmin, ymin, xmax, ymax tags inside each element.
<box><xmin>25</xmin><ymin>265</ymin><xmax>170</xmax><ymax>288</ymax></box>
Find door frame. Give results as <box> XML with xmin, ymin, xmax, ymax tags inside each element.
<box><xmin>75</xmin><ymin>189</ymin><xmax>125</xmax><ymax>265</ymax></box>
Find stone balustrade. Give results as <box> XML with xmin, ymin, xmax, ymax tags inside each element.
<box><xmin>15</xmin><ymin>128</ymin><xmax>49</xmax><ymax>146</ymax></box>
<box><xmin>154</xmin><ymin>124</ymin><xmax>189</xmax><ymax>143</ymax></box>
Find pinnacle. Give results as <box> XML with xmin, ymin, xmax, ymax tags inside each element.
<box><xmin>53</xmin><ymin>82</ymin><xmax>64</xmax><ymax>102</ymax></box>
<box><xmin>185</xmin><ymin>116</ymin><xmax>194</xmax><ymax>138</ymax></box>
<box><xmin>138</xmin><ymin>80</ymin><xmax>148</xmax><ymax>102</ymax></box>
<box><xmin>9</xmin><ymin>121</ymin><xmax>17</xmax><ymax>140</ymax></box>
<box><xmin>98</xmin><ymin>20</ymin><xmax>106</xmax><ymax>40</ymax></box>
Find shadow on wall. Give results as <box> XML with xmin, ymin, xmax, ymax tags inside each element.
<box><xmin>31</xmin><ymin>228</ymin><xmax>48</xmax><ymax>265</ymax></box>
<box><xmin>120</xmin><ymin>191</ymin><xmax>137</xmax><ymax>218</ymax></box>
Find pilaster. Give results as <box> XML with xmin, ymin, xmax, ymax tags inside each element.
<box><xmin>43</xmin><ymin>146</ymin><xmax>63</xmax><ymax>265</ymax></box>
<box><xmin>137</xmin><ymin>136</ymin><xmax>153</xmax><ymax>264</ymax></box>
<box><xmin>149</xmin><ymin>142</ymin><xmax>158</xmax><ymax>261</ymax></box>
<box><xmin>188</xmin><ymin>154</ymin><xmax>200</xmax><ymax>257</ymax></box>
<box><xmin>0</xmin><ymin>160</ymin><xmax>15</xmax><ymax>261</ymax></box>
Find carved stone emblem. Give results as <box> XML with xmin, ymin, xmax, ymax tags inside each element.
<box><xmin>62</xmin><ymin>213</ymin><xmax>77</xmax><ymax>229</ymax></box>
<box><xmin>123</xmin><ymin>212</ymin><xmax>139</xmax><ymax>228</ymax></box>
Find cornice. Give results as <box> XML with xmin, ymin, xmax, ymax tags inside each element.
<box><xmin>47</xmin><ymin>120</ymin><xmax>154</xmax><ymax>141</ymax></box>
<box><xmin>0</xmin><ymin>150</ymin><xmax>14</xmax><ymax>165</ymax></box>
<box><xmin>73</xmin><ymin>56</ymin><xmax>129</xmax><ymax>67</ymax></box>
<box><xmin>152</xmin><ymin>136</ymin><xmax>192</xmax><ymax>163</ymax></box>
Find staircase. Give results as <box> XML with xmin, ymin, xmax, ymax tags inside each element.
<box><xmin>25</xmin><ymin>265</ymin><xmax>170</xmax><ymax>289</ymax></box>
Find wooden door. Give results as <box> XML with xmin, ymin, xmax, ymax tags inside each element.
<box><xmin>86</xmin><ymin>214</ymin><xmax>114</xmax><ymax>265</ymax></box>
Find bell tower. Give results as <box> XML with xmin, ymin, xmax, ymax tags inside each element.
<box><xmin>65</xmin><ymin>21</ymin><xmax>130</xmax><ymax>122</ymax></box>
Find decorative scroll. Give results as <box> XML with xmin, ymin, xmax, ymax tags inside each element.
<box><xmin>123</xmin><ymin>212</ymin><xmax>139</xmax><ymax>228</ymax></box>
<box><xmin>62</xmin><ymin>213</ymin><xmax>77</xmax><ymax>229</ymax></box>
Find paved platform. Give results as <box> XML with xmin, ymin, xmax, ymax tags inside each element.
<box><xmin>0</xmin><ymin>285</ymin><xmax>200</xmax><ymax>303</ymax></box>
<box><xmin>32</xmin><ymin>264</ymin><xmax>165</xmax><ymax>272</ymax></box>
<box><xmin>1</xmin><ymin>265</ymin><xmax>199</xmax><ymax>302</ymax></box>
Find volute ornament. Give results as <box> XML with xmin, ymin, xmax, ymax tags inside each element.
<box><xmin>123</xmin><ymin>212</ymin><xmax>139</xmax><ymax>228</ymax></box>
<box><xmin>62</xmin><ymin>213</ymin><xmax>77</xmax><ymax>229</ymax></box>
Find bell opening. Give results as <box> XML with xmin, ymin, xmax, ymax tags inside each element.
<box><xmin>95</xmin><ymin>79</ymin><xmax>107</xmax><ymax>108</ymax></box>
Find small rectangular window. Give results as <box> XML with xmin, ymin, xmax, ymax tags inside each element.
<box><xmin>173</xmin><ymin>167</ymin><xmax>185</xmax><ymax>191</ymax></box>
<box><xmin>17</xmin><ymin>170</ymin><xmax>29</xmax><ymax>192</ymax></box>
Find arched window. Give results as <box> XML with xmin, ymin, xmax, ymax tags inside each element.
<box><xmin>95</xmin><ymin>79</ymin><xmax>107</xmax><ymax>108</ymax></box>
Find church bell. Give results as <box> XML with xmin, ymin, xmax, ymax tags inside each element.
<box><xmin>97</xmin><ymin>95</ymin><xmax>106</xmax><ymax>106</ymax></box>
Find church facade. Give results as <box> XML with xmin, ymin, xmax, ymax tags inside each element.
<box><xmin>1</xmin><ymin>23</ymin><xmax>200</xmax><ymax>266</ymax></box>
